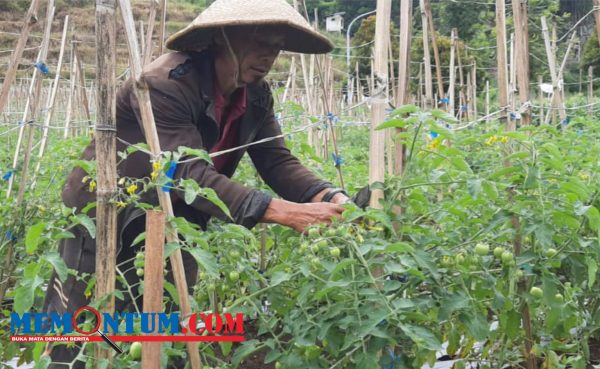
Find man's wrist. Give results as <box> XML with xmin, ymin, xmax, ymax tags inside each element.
<box><xmin>322</xmin><ymin>188</ymin><xmax>348</xmax><ymax>203</ymax></box>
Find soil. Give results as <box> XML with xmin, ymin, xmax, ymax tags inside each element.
<box><xmin>589</xmin><ymin>336</ymin><xmax>600</xmax><ymax>368</ymax></box>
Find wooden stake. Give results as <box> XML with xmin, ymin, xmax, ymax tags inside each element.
<box><xmin>282</xmin><ymin>56</ymin><xmax>296</xmax><ymax>103</ymax></box>
<box><xmin>512</xmin><ymin>0</ymin><xmax>531</xmax><ymax>125</ymax></box>
<box><xmin>142</xmin><ymin>210</ymin><xmax>165</xmax><ymax>369</ymax></box>
<box><xmin>94</xmin><ymin>0</ymin><xmax>118</xmax><ymax>366</ymax></box>
<box><xmin>117</xmin><ymin>1</ymin><xmax>201</xmax><ymax>368</ymax></box>
<box><xmin>75</xmin><ymin>45</ymin><xmax>92</xmax><ymax>132</ymax></box>
<box><xmin>370</xmin><ymin>0</ymin><xmax>391</xmax><ymax>208</ymax></box>
<box><xmin>471</xmin><ymin>62</ymin><xmax>477</xmax><ymax>118</ymax></box>
<box><xmin>508</xmin><ymin>33</ymin><xmax>516</xmax><ymax>130</ymax></box>
<box><xmin>32</xmin><ymin>15</ymin><xmax>70</xmax><ymax>188</ymax></box>
<box><xmin>496</xmin><ymin>0</ymin><xmax>509</xmax><ymax>121</ymax></box>
<box><xmin>419</xmin><ymin>0</ymin><xmax>433</xmax><ymax>108</ymax></box>
<box><xmin>0</xmin><ymin>0</ymin><xmax>42</xmax><ymax>115</ymax></box>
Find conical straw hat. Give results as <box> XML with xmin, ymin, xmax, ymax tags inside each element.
<box><xmin>165</xmin><ymin>0</ymin><xmax>333</xmax><ymax>54</ymax></box>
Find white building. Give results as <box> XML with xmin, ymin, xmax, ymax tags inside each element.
<box><xmin>325</xmin><ymin>12</ymin><xmax>344</xmax><ymax>33</ymax></box>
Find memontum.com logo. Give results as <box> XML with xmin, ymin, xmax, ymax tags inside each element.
<box><xmin>10</xmin><ymin>306</ymin><xmax>245</xmax><ymax>352</ymax></box>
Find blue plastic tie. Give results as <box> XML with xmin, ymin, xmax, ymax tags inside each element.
<box><xmin>2</xmin><ymin>170</ymin><xmax>13</xmax><ymax>181</ymax></box>
<box><xmin>162</xmin><ymin>161</ymin><xmax>177</xmax><ymax>192</ymax></box>
<box><xmin>439</xmin><ymin>98</ymin><xmax>449</xmax><ymax>104</ymax></box>
<box><xmin>430</xmin><ymin>131</ymin><xmax>439</xmax><ymax>139</ymax></box>
<box><xmin>331</xmin><ymin>153</ymin><xmax>344</xmax><ymax>166</ymax></box>
<box><xmin>461</xmin><ymin>104</ymin><xmax>468</xmax><ymax>112</ymax></box>
<box><xmin>326</xmin><ymin>112</ymin><xmax>339</xmax><ymax>125</ymax></box>
<box><xmin>4</xmin><ymin>230</ymin><xmax>16</xmax><ymax>242</ymax></box>
<box><xmin>34</xmin><ymin>62</ymin><xmax>49</xmax><ymax>75</ymax></box>
<box><xmin>561</xmin><ymin>116</ymin><xmax>571</xmax><ymax>126</ymax></box>
<box><xmin>381</xmin><ymin>348</ymin><xmax>402</xmax><ymax>369</ymax></box>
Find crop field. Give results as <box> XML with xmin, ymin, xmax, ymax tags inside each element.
<box><xmin>1</xmin><ymin>0</ymin><xmax>600</xmax><ymax>369</ymax></box>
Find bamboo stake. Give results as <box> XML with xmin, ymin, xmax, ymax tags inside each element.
<box><xmin>448</xmin><ymin>29</ymin><xmax>456</xmax><ymax>115</ymax></box>
<box><xmin>541</xmin><ymin>16</ymin><xmax>566</xmax><ymax>124</ymax></box>
<box><xmin>485</xmin><ymin>80</ymin><xmax>490</xmax><ymax>122</ymax></box>
<box><xmin>0</xmin><ymin>0</ymin><xmax>42</xmax><ymax>115</ymax></box>
<box><xmin>419</xmin><ymin>0</ymin><xmax>433</xmax><ymax>108</ymax></box>
<box><xmin>588</xmin><ymin>66</ymin><xmax>594</xmax><ymax>116</ymax></box>
<box><xmin>7</xmin><ymin>1</ymin><xmax>55</xmax><ymax>202</ymax></box>
<box><xmin>282</xmin><ymin>56</ymin><xmax>295</xmax><ymax>103</ymax></box>
<box><xmin>94</xmin><ymin>0</ymin><xmax>118</xmax><ymax>366</ymax></box>
<box><xmin>142</xmin><ymin>210</ymin><xmax>165</xmax><ymax>369</ymax></box>
<box><xmin>423</xmin><ymin>0</ymin><xmax>445</xmax><ymax>109</ymax></box>
<box><xmin>512</xmin><ymin>0</ymin><xmax>531</xmax><ymax>125</ymax></box>
<box><xmin>508</xmin><ymin>33</ymin><xmax>516</xmax><ymax>130</ymax></box>
<box><xmin>32</xmin><ymin>15</ymin><xmax>70</xmax><ymax>189</ymax></box>
<box><xmin>64</xmin><ymin>41</ymin><xmax>77</xmax><ymax>138</ymax></box>
<box><xmin>75</xmin><ymin>45</ymin><xmax>92</xmax><ymax>132</ymax></box>
<box><xmin>394</xmin><ymin>0</ymin><xmax>412</xmax><ymax>176</ymax></box>
<box><xmin>471</xmin><ymin>62</ymin><xmax>477</xmax><ymax>118</ymax></box>
<box><xmin>143</xmin><ymin>0</ymin><xmax>159</xmax><ymax>66</ymax></box>
<box><xmin>157</xmin><ymin>0</ymin><xmax>167</xmax><ymax>55</ymax></box>
<box><xmin>117</xmin><ymin>1</ymin><xmax>201</xmax><ymax>368</ymax></box>
<box><xmin>538</xmin><ymin>75</ymin><xmax>544</xmax><ymax>124</ymax></box>
<box><xmin>370</xmin><ymin>0</ymin><xmax>391</xmax><ymax>209</ymax></box>
<box><xmin>496</xmin><ymin>0</ymin><xmax>509</xmax><ymax>121</ymax></box>
<box><xmin>456</xmin><ymin>38</ymin><xmax>465</xmax><ymax>121</ymax></box>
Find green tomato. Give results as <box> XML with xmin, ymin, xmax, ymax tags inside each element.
<box><xmin>317</xmin><ymin>239</ymin><xmax>328</xmax><ymax>249</ymax></box>
<box><xmin>474</xmin><ymin>243</ymin><xmax>490</xmax><ymax>256</ymax></box>
<box><xmin>530</xmin><ymin>286</ymin><xmax>544</xmax><ymax>298</ymax></box>
<box><xmin>545</xmin><ymin>248</ymin><xmax>558</xmax><ymax>258</ymax></box>
<box><xmin>228</xmin><ymin>271</ymin><xmax>240</xmax><ymax>282</ymax></box>
<box><xmin>129</xmin><ymin>342</ymin><xmax>142</xmax><ymax>360</ymax></box>
<box><xmin>310</xmin><ymin>257</ymin><xmax>320</xmax><ymax>268</ymax></box>
<box><xmin>554</xmin><ymin>293</ymin><xmax>564</xmax><ymax>302</ymax></box>
<box><xmin>493</xmin><ymin>247</ymin><xmax>504</xmax><ymax>258</ymax></box>
<box><xmin>330</xmin><ymin>247</ymin><xmax>341</xmax><ymax>258</ymax></box>
<box><xmin>326</xmin><ymin>229</ymin><xmax>336</xmax><ymax>237</ymax></box>
<box><xmin>206</xmin><ymin>283</ymin><xmax>216</xmax><ymax>293</ymax></box>
<box><xmin>303</xmin><ymin>345</ymin><xmax>322</xmax><ymax>360</ymax></box>
<box><xmin>136</xmin><ymin>268</ymin><xmax>144</xmax><ymax>277</ymax></box>
<box><xmin>501</xmin><ymin>251</ymin><xmax>514</xmax><ymax>264</ymax></box>
<box><xmin>515</xmin><ymin>269</ymin><xmax>524</xmax><ymax>278</ymax></box>
<box><xmin>199</xmin><ymin>272</ymin><xmax>207</xmax><ymax>280</ymax></box>
<box><xmin>440</xmin><ymin>256</ymin><xmax>454</xmax><ymax>267</ymax></box>
<box><xmin>299</xmin><ymin>242</ymin><xmax>309</xmax><ymax>253</ymax></box>
<box><xmin>275</xmin><ymin>363</ymin><xmax>283</xmax><ymax>369</ymax></box>
<box><xmin>229</xmin><ymin>250</ymin><xmax>241</xmax><ymax>260</ymax></box>
<box><xmin>308</xmin><ymin>228</ymin><xmax>319</xmax><ymax>239</ymax></box>
<box><xmin>455</xmin><ymin>253</ymin><xmax>465</xmax><ymax>264</ymax></box>
<box><xmin>135</xmin><ymin>252</ymin><xmax>144</xmax><ymax>260</ymax></box>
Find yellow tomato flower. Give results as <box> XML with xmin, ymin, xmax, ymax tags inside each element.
<box><xmin>485</xmin><ymin>135</ymin><xmax>498</xmax><ymax>146</ymax></box>
<box><xmin>127</xmin><ymin>183</ymin><xmax>138</xmax><ymax>195</ymax></box>
<box><xmin>88</xmin><ymin>180</ymin><xmax>96</xmax><ymax>192</ymax></box>
<box><xmin>81</xmin><ymin>176</ymin><xmax>89</xmax><ymax>184</ymax></box>
<box><xmin>500</xmin><ymin>136</ymin><xmax>509</xmax><ymax>144</ymax></box>
<box><xmin>116</xmin><ymin>201</ymin><xmax>127</xmax><ymax>208</ymax></box>
<box><xmin>579</xmin><ymin>172</ymin><xmax>590</xmax><ymax>181</ymax></box>
<box><xmin>427</xmin><ymin>138</ymin><xmax>441</xmax><ymax>150</ymax></box>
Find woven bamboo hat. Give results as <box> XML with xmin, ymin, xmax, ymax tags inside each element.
<box><xmin>165</xmin><ymin>0</ymin><xmax>333</xmax><ymax>54</ymax></box>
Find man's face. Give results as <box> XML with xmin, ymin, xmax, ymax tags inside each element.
<box><xmin>220</xmin><ymin>26</ymin><xmax>285</xmax><ymax>85</ymax></box>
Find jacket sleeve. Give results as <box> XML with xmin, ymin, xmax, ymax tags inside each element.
<box><xmin>247</xmin><ymin>101</ymin><xmax>333</xmax><ymax>203</ymax></box>
<box><xmin>128</xmin><ymin>74</ymin><xmax>272</xmax><ymax>229</ymax></box>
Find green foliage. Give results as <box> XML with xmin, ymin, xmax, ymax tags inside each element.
<box><xmin>582</xmin><ymin>33</ymin><xmax>600</xmax><ymax>78</ymax></box>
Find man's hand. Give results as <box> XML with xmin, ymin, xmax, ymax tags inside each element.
<box><xmin>261</xmin><ymin>198</ymin><xmax>344</xmax><ymax>233</ymax></box>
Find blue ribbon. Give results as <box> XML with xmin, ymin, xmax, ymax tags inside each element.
<box><xmin>162</xmin><ymin>161</ymin><xmax>177</xmax><ymax>192</ymax></box>
<box><xmin>461</xmin><ymin>104</ymin><xmax>468</xmax><ymax>112</ymax></box>
<box><xmin>2</xmin><ymin>170</ymin><xmax>13</xmax><ymax>181</ymax></box>
<box><xmin>439</xmin><ymin>98</ymin><xmax>449</xmax><ymax>104</ymax></box>
<box><xmin>561</xmin><ymin>116</ymin><xmax>571</xmax><ymax>126</ymax></box>
<box><xmin>34</xmin><ymin>62</ymin><xmax>49</xmax><ymax>75</ymax></box>
<box><xmin>430</xmin><ymin>131</ymin><xmax>439</xmax><ymax>139</ymax></box>
<box><xmin>331</xmin><ymin>153</ymin><xmax>344</xmax><ymax>166</ymax></box>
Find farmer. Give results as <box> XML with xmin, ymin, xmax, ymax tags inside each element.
<box><xmin>44</xmin><ymin>0</ymin><xmax>349</xmax><ymax>367</ymax></box>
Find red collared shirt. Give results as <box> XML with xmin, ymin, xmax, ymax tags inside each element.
<box><xmin>210</xmin><ymin>81</ymin><xmax>247</xmax><ymax>173</ymax></box>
